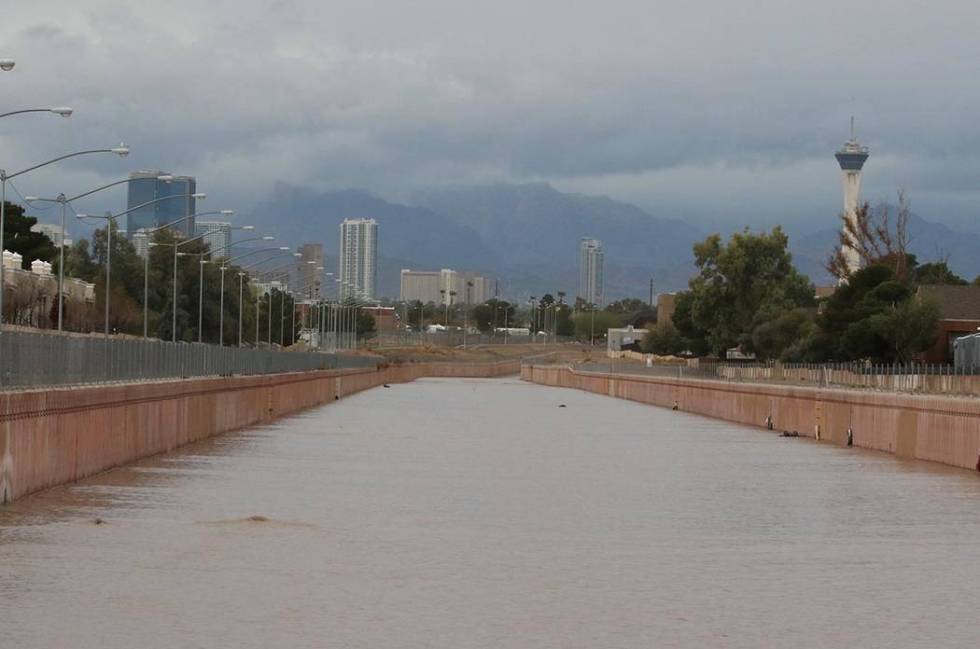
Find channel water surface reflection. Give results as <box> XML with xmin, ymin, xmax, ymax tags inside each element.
<box><xmin>2</xmin><ymin>377</ymin><xmax>980</xmax><ymax>648</ymax></box>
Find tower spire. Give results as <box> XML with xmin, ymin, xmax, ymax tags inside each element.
<box><xmin>835</xmin><ymin>119</ymin><xmax>870</xmax><ymax>279</ymax></box>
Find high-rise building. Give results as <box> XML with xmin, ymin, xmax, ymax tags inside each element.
<box><xmin>579</xmin><ymin>238</ymin><xmax>604</xmax><ymax>305</ymax></box>
<box><xmin>296</xmin><ymin>243</ymin><xmax>324</xmax><ymax>298</ymax></box>
<box><xmin>458</xmin><ymin>272</ymin><xmax>491</xmax><ymax>304</ymax></box>
<box><xmin>126</xmin><ymin>170</ymin><xmax>197</xmax><ymax>239</ymax></box>
<box><xmin>399</xmin><ymin>269</ymin><xmax>492</xmax><ymax>305</ymax></box>
<box><xmin>339</xmin><ymin>219</ymin><xmax>378</xmax><ymax>301</ymax></box>
<box><xmin>400</xmin><ymin>269</ymin><xmax>442</xmax><ymax>304</ymax></box>
<box><xmin>195</xmin><ymin>221</ymin><xmax>232</xmax><ymax>255</ymax></box>
<box><xmin>835</xmin><ymin>118</ymin><xmax>870</xmax><ymax>277</ymax></box>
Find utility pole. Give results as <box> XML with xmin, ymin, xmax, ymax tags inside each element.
<box><xmin>492</xmin><ymin>279</ymin><xmax>499</xmax><ymax>344</ymax></box>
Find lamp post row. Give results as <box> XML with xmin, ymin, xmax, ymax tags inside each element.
<box><xmin>0</xmin><ymin>62</ymin><xmax>334</xmax><ymax>355</ymax></box>
<box><xmin>1</xmin><ymin>110</ymin><xmax>286</xmax><ymax>347</ymax></box>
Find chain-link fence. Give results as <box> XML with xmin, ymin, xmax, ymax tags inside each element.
<box><xmin>0</xmin><ymin>329</ymin><xmax>379</xmax><ymax>389</ymax></box>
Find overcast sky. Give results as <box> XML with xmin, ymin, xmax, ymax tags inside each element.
<box><xmin>2</xmin><ymin>0</ymin><xmax>980</xmax><ymax>234</ymax></box>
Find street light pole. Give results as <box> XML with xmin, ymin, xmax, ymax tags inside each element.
<box><xmin>218</xmin><ymin>243</ymin><xmax>284</xmax><ymax>345</ymax></box>
<box><xmin>81</xmin><ymin>191</ymin><xmax>203</xmax><ymax>340</ymax></box>
<box><xmin>30</xmin><ymin>174</ymin><xmax>182</xmax><ymax>337</ymax></box>
<box><xmin>590</xmin><ymin>303</ymin><xmax>596</xmax><ymax>347</ymax></box>
<box><xmin>222</xmin><ymin>267</ymin><xmax>229</xmax><ymax>345</ymax></box>
<box><xmin>0</xmin><ymin>144</ymin><xmax>129</xmax><ymax>335</ymax></box>
<box><xmin>21</xmin><ymin>193</ymin><xmax>69</xmax><ymax>331</ymax></box>
<box><xmin>172</xmin><ymin>249</ymin><xmax>182</xmax><ymax>342</ymax></box>
<box><xmin>162</xmin><ymin>215</ymin><xmax>239</xmax><ymax>342</ymax></box>
<box><xmin>233</xmin><ymin>250</ymin><xmax>295</xmax><ymax>347</ymax></box>
<box><xmin>198</xmin><ymin>259</ymin><xmax>206</xmax><ymax>343</ymax></box>
<box><xmin>238</xmin><ymin>271</ymin><xmax>245</xmax><ymax>347</ymax></box>
<box><xmin>199</xmin><ymin>234</ymin><xmax>270</xmax><ymax>344</ymax></box>
<box><xmin>290</xmin><ymin>292</ymin><xmax>296</xmax><ymax>346</ymax></box>
<box><xmin>104</xmin><ymin>212</ymin><xmax>112</xmax><ymax>338</ymax></box>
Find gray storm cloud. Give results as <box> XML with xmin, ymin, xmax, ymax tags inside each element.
<box><xmin>2</xmin><ymin>0</ymin><xmax>980</xmax><ymax>232</ymax></box>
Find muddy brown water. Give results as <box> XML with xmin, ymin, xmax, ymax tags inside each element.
<box><xmin>2</xmin><ymin>377</ymin><xmax>979</xmax><ymax>648</ymax></box>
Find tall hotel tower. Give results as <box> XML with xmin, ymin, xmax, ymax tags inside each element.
<box><xmin>834</xmin><ymin>119</ymin><xmax>870</xmax><ymax>276</ymax></box>
<box><xmin>578</xmin><ymin>238</ymin><xmax>604</xmax><ymax>306</ymax></box>
<box><xmin>339</xmin><ymin>218</ymin><xmax>378</xmax><ymax>301</ymax></box>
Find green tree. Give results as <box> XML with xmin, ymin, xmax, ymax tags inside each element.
<box><xmin>530</xmin><ymin>294</ymin><xmax>555</xmax><ymax>333</ymax></box>
<box><xmin>61</xmin><ymin>237</ymin><xmax>98</xmax><ymax>282</ymax></box>
<box><xmin>572</xmin><ymin>309</ymin><xmax>621</xmax><ymax>341</ymax></box>
<box><xmin>670</xmin><ymin>291</ymin><xmax>710</xmax><ymax>356</ymax></box>
<box><xmin>2</xmin><ymin>201</ymin><xmax>57</xmax><ymax>267</ymax></box>
<box><xmin>356</xmin><ymin>309</ymin><xmax>376</xmax><ymax>337</ymax></box>
<box><xmin>472</xmin><ymin>299</ymin><xmax>514</xmax><ymax>333</ymax></box>
<box><xmin>683</xmin><ymin>227</ymin><xmax>814</xmax><ymax>356</ymax></box>
<box><xmin>912</xmin><ymin>261</ymin><xmax>966</xmax><ymax>286</ymax></box>
<box><xmin>819</xmin><ymin>264</ymin><xmax>939</xmax><ymax>362</ymax></box>
<box><xmin>750</xmin><ymin>307</ymin><xmax>818</xmax><ymax>361</ymax></box>
<box><xmin>605</xmin><ymin>298</ymin><xmax>648</xmax><ymax>314</ymax></box>
<box><xmin>555</xmin><ymin>303</ymin><xmax>574</xmax><ymax>337</ymax></box>
<box><xmin>408</xmin><ymin>301</ymin><xmax>438</xmax><ymax>330</ymax></box>
<box><xmin>864</xmin><ymin>299</ymin><xmax>940</xmax><ymax>363</ymax></box>
<box><xmin>642</xmin><ymin>321</ymin><xmax>685</xmax><ymax>355</ymax></box>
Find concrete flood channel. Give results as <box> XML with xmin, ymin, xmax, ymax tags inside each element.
<box><xmin>1</xmin><ymin>369</ymin><xmax>980</xmax><ymax>646</ymax></box>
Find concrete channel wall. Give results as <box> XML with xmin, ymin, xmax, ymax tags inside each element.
<box><xmin>522</xmin><ymin>364</ymin><xmax>980</xmax><ymax>474</ymax></box>
<box><xmin>0</xmin><ymin>360</ymin><xmax>519</xmax><ymax>503</ymax></box>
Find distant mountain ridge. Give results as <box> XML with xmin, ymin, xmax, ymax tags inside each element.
<box><xmin>242</xmin><ymin>182</ymin><xmax>980</xmax><ymax>300</ymax></box>
<box><xmin>409</xmin><ymin>183</ymin><xmax>704</xmax><ymax>297</ymax></box>
<box><xmin>244</xmin><ymin>182</ymin><xmax>703</xmax><ymax>299</ymax></box>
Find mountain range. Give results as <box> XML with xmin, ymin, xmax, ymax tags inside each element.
<box><xmin>243</xmin><ymin>182</ymin><xmax>980</xmax><ymax>299</ymax></box>
<box><xmin>247</xmin><ymin>182</ymin><xmax>703</xmax><ymax>299</ymax></box>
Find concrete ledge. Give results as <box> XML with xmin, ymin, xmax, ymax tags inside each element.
<box><xmin>0</xmin><ymin>360</ymin><xmax>519</xmax><ymax>504</ymax></box>
<box><xmin>522</xmin><ymin>364</ymin><xmax>980</xmax><ymax>474</ymax></box>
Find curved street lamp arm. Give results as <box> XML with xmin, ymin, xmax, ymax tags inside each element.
<box><xmin>65</xmin><ymin>177</ymin><xmax>146</xmax><ymax>203</ymax></box>
<box><xmin>0</xmin><ymin>108</ymin><xmax>66</xmax><ymax>119</ymax></box>
<box><xmin>92</xmin><ymin>193</ymin><xmax>198</xmax><ymax>223</ymax></box>
<box><xmin>5</xmin><ymin>148</ymin><xmax>123</xmax><ymax>181</ymax></box>
<box><xmin>205</xmin><ymin>235</ymin><xmax>271</xmax><ymax>260</ymax></box>
<box><xmin>149</xmin><ymin>208</ymin><xmax>204</xmax><ymax>234</ymax></box>
<box><xmin>223</xmin><ymin>247</ymin><xmax>289</xmax><ymax>267</ymax></box>
<box><xmin>240</xmin><ymin>252</ymin><xmax>297</xmax><ymax>271</ymax></box>
<box><xmin>175</xmin><ymin>231</ymin><xmax>212</xmax><ymax>249</ymax></box>
<box><xmin>170</xmin><ymin>214</ymin><xmax>240</xmax><ymax>249</ymax></box>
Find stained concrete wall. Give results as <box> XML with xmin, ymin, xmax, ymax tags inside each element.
<box><xmin>0</xmin><ymin>360</ymin><xmax>519</xmax><ymax>504</ymax></box>
<box><xmin>522</xmin><ymin>364</ymin><xmax>980</xmax><ymax>474</ymax></box>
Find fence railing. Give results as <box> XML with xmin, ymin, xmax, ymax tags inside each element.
<box><xmin>370</xmin><ymin>331</ymin><xmax>575</xmax><ymax>348</ymax></box>
<box><xmin>567</xmin><ymin>359</ymin><xmax>980</xmax><ymax>397</ymax></box>
<box><xmin>0</xmin><ymin>329</ymin><xmax>379</xmax><ymax>389</ymax></box>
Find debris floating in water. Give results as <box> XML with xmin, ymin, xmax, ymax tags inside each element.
<box><xmin>558</xmin><ymin>404</ymin><xmax>567</xmax><ymax>408</ymax></box>
<box><xmin>92</xmin><ymin>518</ymin><xmax>106</xmax><ymax>525</ymax></box>
<box><xmin>246</xmin><ymin>515</ymin><xmax>270</xmax><ymax>523</ymax></box>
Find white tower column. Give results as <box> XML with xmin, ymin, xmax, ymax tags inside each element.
<box><xmin>840</xmin><ymin>169</ymin><xmax>864</xmax><ymax>274</ymax></box>
<box><xmin>834</xmin><ymin>118</ymin><xmax>870</xmax><ymax>278</ymax></box>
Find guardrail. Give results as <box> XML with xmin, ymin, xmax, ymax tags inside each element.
<box><xmin>0</xmin><ymin>329</ymin><xmax>379</xmax><ymax>389</ymax></box>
